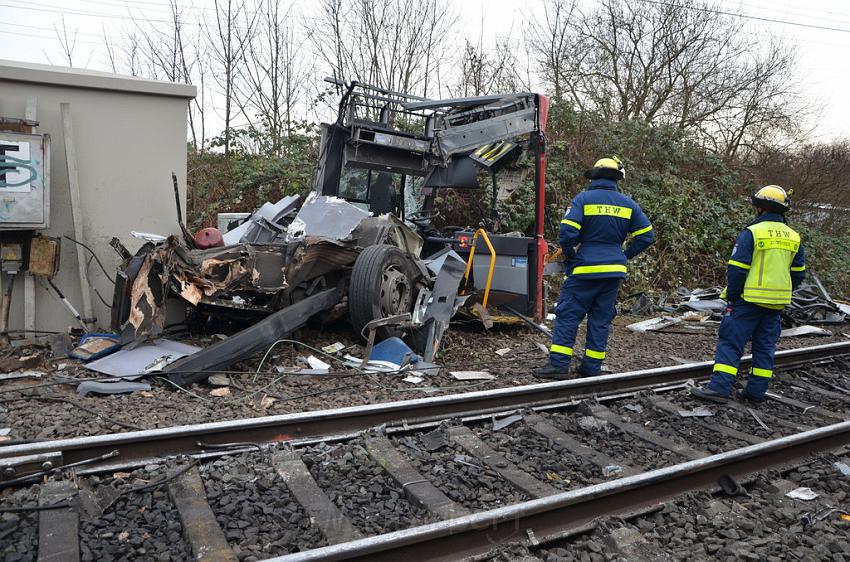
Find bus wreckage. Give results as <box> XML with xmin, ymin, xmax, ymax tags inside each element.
<box><xmin>112</xmin><ymin>80</ymin><xmax>551</xmax><ymax>386</ymax></box>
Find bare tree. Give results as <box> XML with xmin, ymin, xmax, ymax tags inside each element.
<box><xmin>454</xmin><ymin>38</ymin><xmax>527</xmax><ymax>97</ymax></box>
<box><xmin>234</xmin><ymin>0</ymin><xmax>313</xmax><ymax>155</ymax></box>
<box><xmin>206</xmin><ymin>0</ymin><xmax>259</xmax><ymax>156</ymax></box>
<box><xmin>47</xmin><ymin>16</ymin><xmax>92</xmax><ymax>68</ymax></box>
<box><xmin>311</xmin><ymin>0</ymin><xmax>455</xmax><ymax>97</ymax></box>
<box><xmin>527</xmin><ymin>0</ymin><xmax>576</xmax><ymax>102</ymax></box>
<box><xmin>530</xmin><ymin>0</ymin><xmax>804</xmax><ymax>158</ymax></box>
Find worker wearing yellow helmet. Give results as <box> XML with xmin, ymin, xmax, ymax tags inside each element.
<box><xmin>692</xmin><ymin>185</ymin><xmax>806</xmax><ymax>403</ymax></box>
<box><xmin>535</xmin><ymin>156</ymin><xmax>654</xmax><ymax>379</ymax></box>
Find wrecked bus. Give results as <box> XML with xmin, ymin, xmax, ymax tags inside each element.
<box><xmin>111</xmin><ymin>80</ymin><xmax>550</xmax><ymax>385</ymax></box>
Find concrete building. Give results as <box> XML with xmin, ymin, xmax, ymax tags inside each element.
<box><xmin>0</xmin><ymin>60</ymin><xmax>196</xmax><ymax>333</ymax></box>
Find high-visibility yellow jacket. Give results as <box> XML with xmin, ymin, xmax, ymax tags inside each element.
<box><xmin>725</xmin><ymin>212</ymin><xmax>806</xmax><ymax>309</ymax></box>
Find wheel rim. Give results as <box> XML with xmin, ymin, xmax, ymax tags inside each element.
<box><xmin>379</xmin><ymin>265</ymin><xmax>412</xmax><ymax>317</ymax></box>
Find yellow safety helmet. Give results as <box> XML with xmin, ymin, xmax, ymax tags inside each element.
<box><xmin>584</xmin><ymin>155</ymin><xmax>625</xmax><ymax>181</ymax></box>
<box><xmin>752</xmin><ymin>185</ymin><xmax>791</xmax><ymax>213</ymax></box>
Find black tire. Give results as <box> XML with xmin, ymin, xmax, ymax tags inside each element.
<box><xmin>349</xmin><ymin>245</ymin><xmax>420</xmax><ymax>340</ymax></box>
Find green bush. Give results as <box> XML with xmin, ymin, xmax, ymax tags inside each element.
<box><xmin>186</xmin><ymin>128</ymin><xmax>318</xmax><ymax>230</ymax></box>
<box><xmin>186</xmin><ymin>102</ymin><xmax>849</xmax><ymax>299</ymax></box>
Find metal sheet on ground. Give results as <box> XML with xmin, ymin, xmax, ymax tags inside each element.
<box><xmin>86</xmin><ymin>339</ymin><xmax>201</xmax><ymax>379</ymax></box>
<box><xmin>164</xmin><ymin>288</ymin><xmax>340</xmax><ymax>385</ymax></box>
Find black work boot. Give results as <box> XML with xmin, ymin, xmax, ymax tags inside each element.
<box><xmin>533</xmin><ymin>365</ymin><xmax>571</xmax><ymax>380</ymax></box>
<box><xmin>576</xmin><ymin>365</ymin><xmax>602</xmax><ymax>378</ymax></box>
<box><xmin>736</xmin><ymin>389</ymin><xmax>765</xmax><ymax>404</ymax></box>
<box><xmin>691</xmin><ymin>385</ymin><xmax>730</xmax><ymax>404</ymax></box>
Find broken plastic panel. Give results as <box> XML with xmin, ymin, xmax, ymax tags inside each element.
<box><xmin>222</xmin><ymin>194</ymin><xmax>300</xmax><ymax>245</ymax></box>
<box><xmin>86</xmin><ymin>339</ymin><xmax>201</xmax><ymax>379</ymax></box>
<box><xmin>286</xmin><ymin>194</ymin><xmax>371</xmax><ymax>241</ymax></box>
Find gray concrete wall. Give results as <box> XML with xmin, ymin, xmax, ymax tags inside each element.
<box><xmin>0</xmin><ymin>60</ymin><xmax>196</xmax><ymax>333</ymax></box>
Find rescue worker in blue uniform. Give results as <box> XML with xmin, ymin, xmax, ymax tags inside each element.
<box><xmin>692</xmin><ymin>185</ymin><xmax>805</xmax><ymax>403</ymax></box>
<box><xmin>534</xmin><ymin>157</ymin><xmax>654</xmax><ymax>379</ymax></box>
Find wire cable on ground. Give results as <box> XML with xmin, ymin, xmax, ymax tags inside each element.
<box><xmin>0</xmin><ymin>396</ymin><xmax>144</xmax><ymax>431</ymax></box>
<box><xmin>102</xmin><ymin>460</ymin><xmax>199</xmax><ymax>512</ymax></box>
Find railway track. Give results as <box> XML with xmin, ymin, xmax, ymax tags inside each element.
<box><xmin>2</xmin><ymin>341</ymin><xmax>850</xmax><ymax>561</ymax></box>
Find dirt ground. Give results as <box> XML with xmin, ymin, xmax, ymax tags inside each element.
<box><xmin>1</xmin><ymin>315</ymin><xmax>848</xmax><ymax>442</ymax></box>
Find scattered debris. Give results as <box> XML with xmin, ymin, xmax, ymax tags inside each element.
<box><xmin>452</xmin><ymin>454</ymin><xmax>484</xmax><ymax>470</ymax></box>
<box><xmin>578</xmin><ymin>416</ymin><xmax>608</xmax><ymax>431</ymax></box>
<box><xmin>626</xmin><ymin>316</ymin><xmax>682</xmax><ymax>333</ymax></box>
<box><xmin>304</xmin><ymin>356</ymin><xmax>331</xmax><ymax>372</ymax></box>
<box><xmin>342</xmin><ymin>354</ymin><xmax>404</xmax><ymax>373</ymax></box>
<box><xmin>421</xmin><ymin>428</ymin><xmax>448</xmax><ymax>451</ymax></box>
<box><xmin>86</xmin><ymin>339</ymin><xmax>201</xmax><ymax>379</ymax></box>
<box><xmin>493</xmin><ymin>413</ymin><xmax>523</xmax><ymax>431</ymax></box>
<box><xmin>209</xmin><ymin>387</ymin><xmax>232</xmax><ymax>398</ymax></box>
<box><xmin>623</xmin><ymin>403</ymin><xmax>643</xmax><ymax>414</ymax></box>
<box><xmin>369</xmin><ymin>337</ymin><xmax>416</xmax><ymax>367</ymax></box>
<box><xmin>402</xmin><ymin>375</ymin><xmax>424</xmax><ymax>384</ymax></box>
<box><xmin>0</xmin><ymin>371</ymin><xmax>42</xmax><ymax>381</ymax></box>
<box><xmin>786</xmin><ymin>280</ymin><xmax>848</xmax><ymax>325</ymax></box>
<box><xmin>834</xmin><ymin>462</ymin><xmax>850</xmax><ymax>477</ymax></box>
<box><xmin>626</xmin><ymin>277</ymin><xmax>848</xmax><ymax>332</ymax></box>
<box><xmin>677</xmin><ymin>406</ymin><xmax>714</xmax><ymax>418</ymax></box>
<box><xmin>494</xmin><ymin>348</ymin><xmax>511</xmax><ymax>357</ymax></box>
<box><xmin>786</xmin><ymin>487</ymin><xmax>820</xmax><ymax>501</ymax></box>
<box><xmin>0</xmin><ymin>353</ymin><xmax>42</xmax><ymax>372</ymax></box>
<box><xmin>222</xmin><ymin>194</ymin><xmax>300</xmax><ymax>245</ymax></box>
<box><xmin>275</xmin><ymin>367</ymin><xmax>331</xmax><ymax>376</ymax></box>
<box><xmin>681</xmin><ymin>311</ymin><xmax>705</xmax><ymax>322</ymax></box>
<box><xmin>602</xmin><ymin>464</ymin><xmax>623</xmax><ymax>477</ymax></box>
<box><xmin>321</xmin><ymin>342</ymin><xmax>346</xmax><ymax>354</ymax></box>
<box><xmin>746</xmin><ymin>407</ymin><xmax>771</xmax><ymax>432</ymax></box>
<box><xmin>780</xmin><ymin>325</ymin><xmax>833</xmax><ymax>338</ymax></box>
<box><xmin>77</xmin><ymin>381</ymin><xmax>152</xmax><ymax>397</ymax></box>
<box><xmin>449</xmin><ymin>370</ymin><xmax>495</xmax><ymax>381</ymax></box>
<box><xmin>207</xmin><ymin>374</ymin><xmax>231</xmax><ymax>387</ymax></box>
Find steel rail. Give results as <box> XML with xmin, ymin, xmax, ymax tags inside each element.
<box><xmin>1</xmin><ymin>341</ymin><xmax>848</xmax><ymax>476</ymax></box>
<box><xmin>269</xmin><ymin>420</ymin><xmax>850</xmax><ymax>562</ymax></box>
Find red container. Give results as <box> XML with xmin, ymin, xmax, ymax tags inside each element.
<box><xmin>194</xmin><ymin>227</ymin><xmax>224</xmax><ymax>249</ymax></box>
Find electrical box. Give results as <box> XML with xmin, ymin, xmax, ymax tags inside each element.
<box><xmin>0</xmin><ymin>132</ymin><xmax>50</xmax><ymax>230</ymax></box>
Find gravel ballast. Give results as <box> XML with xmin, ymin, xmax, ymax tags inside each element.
<box><xmin>201</xmin><ymin>452</ymin><xmax>325</xmax><ymax>560</ymax></box>
<box><xmin>78</xmin><ymin>465</ymin><xmax>193</xmax><ymax>562</ymax></box>
<box><xmin>3</xmin><ymin>320</ymin><xmax>846</xmax><ymax>442</ymax></box>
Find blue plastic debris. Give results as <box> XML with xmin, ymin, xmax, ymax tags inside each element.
<box><xmin>369</xmin><ymin>337</ymin><xmax>418</xmax><ymax>367</ymax></box>
<box><xmin>70</xmin><ymin>333</ymin><xmax>121</xmax><ymax>362</ymax></box>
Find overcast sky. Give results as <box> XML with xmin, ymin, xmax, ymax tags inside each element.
<box><xmin>2</xmin><ymin>0</ymin><xmax>850</xmax><ymax>141</ymax></box>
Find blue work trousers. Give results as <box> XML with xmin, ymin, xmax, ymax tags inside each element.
<box><xmin>549</xmin><ymin>276</ymin><xmax>621</xmax><ymax>372</ymax></box>
<box><xmin>706</xmin><ymin>299</ymin><xmax>782</xmax><ymax>399</ymax></box>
